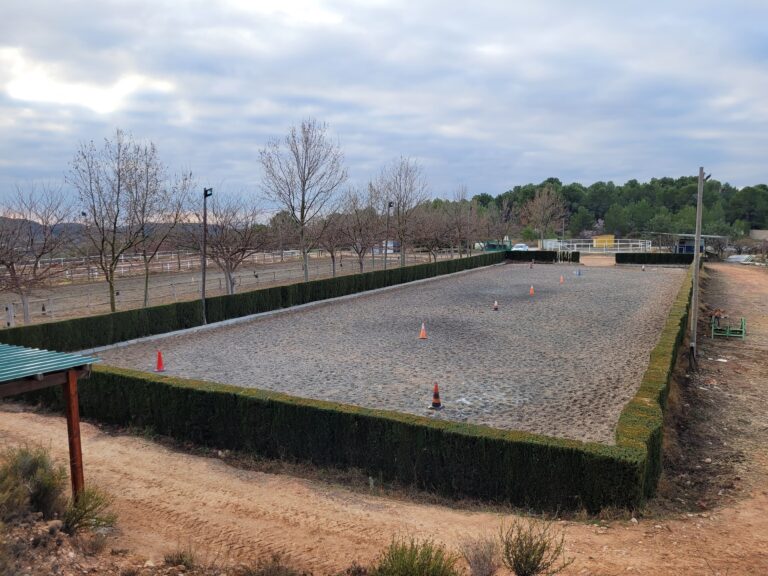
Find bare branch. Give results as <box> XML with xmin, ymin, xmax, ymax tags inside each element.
<box><xmin>259</xmin><ymin>118</ymin><xmax>347</xmax><ymax>281</ymax></box>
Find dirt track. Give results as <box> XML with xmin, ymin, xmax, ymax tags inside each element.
<box><xmin>1</xmin><ymin>262</ymin><xmax>767</xmax><ymax>574</ymax></box>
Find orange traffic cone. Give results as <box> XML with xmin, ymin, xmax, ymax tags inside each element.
<box><xmin>419</xmin><ymin>322</ymin><xmax>428</xmax><ymax>340</ymax></box>
<box><xmin>429</xmin><ymin>382</ymin><xmax>443</xmax><ymax>410</ymax></box>
<box><xmin>530</xmin><ymin>285</ymin><xmax>535</xmax><ymax>296</ymax></box>
<box><xmin>155</xmin><ymin>350</ymin><xmax>165</xmax><ymax>372</ymax></box>
<box><xmin>559</xmin><ymin>275</ymin><xmax>564</xmax><ymax>284</ymax></box>
<box><xmin>493</xmin><ymin>300</ymin><xmax>499</xmax><ymax>311</ymax></box>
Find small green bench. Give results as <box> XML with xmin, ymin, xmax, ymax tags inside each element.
<box><xmin>711</xmin><ymin>316</ymin><xmax>746</xmax><ymax>339</ymax></box>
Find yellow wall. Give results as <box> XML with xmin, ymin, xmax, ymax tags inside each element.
<box><xmin>593</xmin><ymin>234</ymin><xmax>615</xmax><ymax>248</ymax></box>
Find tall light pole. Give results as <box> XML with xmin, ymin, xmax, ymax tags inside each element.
<box><xmin>690</xmin><ymin>168</ymin><xmax>710</xmax><ymax>365</ymax></box>
<box><xmin>201</xmin><ymin>187</ymin><xmax>213</xmax><ymax>324</ymax></box>
<box><xmin>384</xmin><ymin>200</ymin><xmax>393</xmax><ymax>270</ymax></box>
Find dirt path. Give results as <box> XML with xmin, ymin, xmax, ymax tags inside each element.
<box><xmin>1</xmin><ymin>263</ymin><xmax>767</xmax><ymax>574</ymax></box>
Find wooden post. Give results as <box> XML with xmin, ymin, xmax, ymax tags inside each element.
<box><xmin>63</xmin><ymin>369</ymin><xmax>85</xmax><ymax>500</ymax></box>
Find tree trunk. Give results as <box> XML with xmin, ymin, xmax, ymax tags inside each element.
<box><xmin>331</xmin><ymin>253</ymin><xmax>336</xmax><ymax>277</ymax></box>
<box><xmin>358</xmin><ymin>255</ymin><xmax>364</xmax><ymax>273</ymax></box>
<box><xmin>224</xmin><ymin>268</ymin><xmax>236</xmax><ymax>295</ymax></box>
<box><xmin>20</xmin><ymin>291</ymin><xmax>30</xmax><ymax>324</ymax></box>
<box><xmin>177</xmin><ymin>251</ymin><xmax>181</xmax><ymax>271</ymax></box>
<box><xmin>300</xmin><ymin>228</ymin><xmax>309</xmax><ymax>282</ymax></box>
<box><xmin>107</xmin><ymin>273</ymin><xmax>116</xmax><ymax>312</ymax></box>
<box><xmin>142</xmin><ymin>252</ymin><xmax>151</xmax><ymax>307</ymax></box>
<box><xmin>399</xmin><ymin>243</ymin><xmax>406</xmax><ymax>267</ymax></box>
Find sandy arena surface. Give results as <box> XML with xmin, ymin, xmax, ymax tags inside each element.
<box><xmin>99</xmin><ymin>262</ymin><xmax>685</xmax><ymax>444</ymax></box>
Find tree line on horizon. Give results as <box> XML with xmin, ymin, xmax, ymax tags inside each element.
<box><xmin>470</xmin><ymin>176</ymin><xmax>767</xmax><ymax>241</ymax></box>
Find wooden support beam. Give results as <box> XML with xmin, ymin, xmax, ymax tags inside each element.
<box><xmin>63</xmin><ymin>369</ymin><xmax>85</xmax><ymax>500</ymax></box>
<box><xmin>0</xmin><ymin>371</ymin><xmax>68</xmax><ymax>398</ymax></box>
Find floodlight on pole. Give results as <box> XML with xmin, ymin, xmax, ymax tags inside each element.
<box><xmin>201</xmin><ymin>187</ymin><xmax>213</xmax><ymax>324</ymax></box>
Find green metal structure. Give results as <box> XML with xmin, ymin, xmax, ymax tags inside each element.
<box><xmin>710</xmin><ymin>316</ymin><xmax>747</xmax><ymax>340</ymax></box>
<box><xmin>0</xmin><ymin>344</ymin><xmax>99</xmax><ymax>385</ymax></box>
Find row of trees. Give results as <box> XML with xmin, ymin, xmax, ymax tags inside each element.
<box><xmin>0</xmin><ymin>121</ymin><xmax>482</xmax><ymax>320</ymax></box>
<box><xmin>3</xmin><ymin>119</ymin><xmax>767</xmax><ymax>322</ymax></box>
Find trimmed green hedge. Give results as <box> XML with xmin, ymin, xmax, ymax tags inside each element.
<box><xmin>30</xmin><ymin>365</ymin><xmax>645</xmax><ymax>511</ymax></box>
<box><xmin>504</xmin><ymin>251</ymin><xmax>580</xmax><ymax>263</ymax></box>
<box><xmin>615</xmin><ymin>266</ymin><xmax>693</xmax><ymax>497</ymax></box>
<box><xmin>616</xmin><ymin>253</ymin><xmax>694</xmax><ymax>265</ymax></box>
<box><xmin>13</xmin><ymin>251</ymin><xmax>690</xmax><ymax>511</ymax></box>
<box><xmin>0</xmin><ymin>252</ymin><xmax>505</xmax><ymax>352</ymax></box>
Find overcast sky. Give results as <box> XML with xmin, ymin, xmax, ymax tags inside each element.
<box><xmin>2</xmin><ymin>0</ymin><xmax>767</xmax><ymax>200</ymax></box>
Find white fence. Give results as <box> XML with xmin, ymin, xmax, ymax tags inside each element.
<box><xmin>0</xmin><ymin>250</ymin><xmax>445</xmax><ymax>327</ymax></box>
<box><xmin>542</xmin><ymin>239</ymin><xmax>653</xmax><ymax>253</ymax></box>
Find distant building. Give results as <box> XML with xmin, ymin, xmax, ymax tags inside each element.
<box><xmin>372</xmin><ymin>240</ymin><xmax>399</xmax><ymax>254</ymax></box>
<box><xmin>671</xmin><ymin>234</ymin><xmax>728</xmax><ymax>254</ymax></box>
<box><xmin>673</xmin><ymin>236</ymin><xmax>705</xmax><ymax>254</ymax></box>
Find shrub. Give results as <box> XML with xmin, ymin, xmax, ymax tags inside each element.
<box><xmin>238</xmin><ymin>553</ymin><xmax>311</xmax><ymax>576</ymax></box>
<box><xmin>499</xmin><ymin>519</ymin><xmax>573</xmax><ymax>576</ymax></box>
<box><xmin>0</xmin><ymin>446</ymin><xmax>66</xmax><ymax>521</ymax></box>
<box><xmin>371</xmin><ymin>538</ymin><xmax>460</xmax><ymax>576</ymax></box>
<box><xmin>63</xmin><ymin>486</ymin><xmax>116</xmax><ymax>534</ymax></box>
<box><xmin>75</xmin><ymin>531</ymin><xmax>109</xmax><ymax>556</ymax></box>
<box><xmin>164</xmin><ymin>545</ymin><xmax>197</xmax><ymax>569</ymax></box>
<box><xmin>459</xmin><ymin>534</ymin><xmax>500</xmax><ymax>576</ymax></box>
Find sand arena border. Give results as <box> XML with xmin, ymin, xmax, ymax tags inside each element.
<box><xmin>99</xmin><ymin>262</ymin><xmax>685</xmax><ymax>444</ymax></box>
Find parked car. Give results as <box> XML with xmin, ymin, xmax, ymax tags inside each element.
<box><xmin>511</xmin><ymin>243</ymin><xmax>529</xmax><ymax>251</ymax></box>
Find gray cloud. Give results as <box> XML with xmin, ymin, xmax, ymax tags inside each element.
<box><xmin>1</xmin><ymin>0</ymin><xmax>767</xmax><ymax>202</ymax></box>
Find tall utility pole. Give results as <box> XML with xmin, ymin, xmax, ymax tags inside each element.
<box><xmin>201</xmin><ymin>187</ymin><xmax>213</xmax><ymax>324</ymax></box>
<box><xmin>690</xmin><ymin>167</ymin><xmax>709</xmax><ymax>365</ymax></box>
<box><xmin>384</xmin><ymin>200</ymin><xmax>393</xmax><ymax>270</ymax></box>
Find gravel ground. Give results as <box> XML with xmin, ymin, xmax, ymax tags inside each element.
<box><xmin>99</xmin><ymin>263</ymin><xmax>685</xmax><ymax>443</ymax></box>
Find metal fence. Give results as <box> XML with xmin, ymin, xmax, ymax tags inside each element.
<box><xmin>543</xmin><ymin>239</ymin><xmax>653</xmax><ymax>253</ymax></box>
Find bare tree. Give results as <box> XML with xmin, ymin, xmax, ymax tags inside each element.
<box><xmin>482</xmin><ymin>198</ymin><xmax>514</xmax><ymax>247</ymax></box>
<box><xmin>413</xmin><ymin>202</ymin><xmax>451</xmax><ymax>262</ymax></box>
<box><xmin>521</xmin><ymin>186</ymin><xmax>568</xmax><ymax>242</ymax></box>
<box><xmin>131</xmin><ymin>140</ymin><xmax>193</xmax><ymax>307</ymax></box>
<box><xmin>341</xmin><ymin>186</ymin><xmax>381</xmax><ymax>273</ymax></box>
<box><xmin>317</xmin><ymin>214</ymin><xmax>346</xmax><ymax>277</ymax></box>
<box><xmin>268</xmin><ymin>210</ymin><xmax>299</xmax><ymax>262</ymax></box>
<box><xmin>184</xmin><ymin>193</ymin><xmax>267</xmax><ymax>295</ymax></box>
<box><xmin>67</xmin><ymin>129</ymin><xmax>147</xmax><ymax>312</ymax></box>
<box><xmin>0</xmin><ymin>183</ymin><xmax>72</xmax><ymax>323</ymax></box>
<box><xmin>374</xmin><ymin>156</ymin><xmax>428</xmax><ymax>266</ymax></box>
<box><xmin>259</xmin><ymin>118</ymin><xmax>348</xmax><ymax>281</ymax></box>
<box><xmin>445</xmin><ymin>185</ymin><xmax>473</xmax><ymax>257</ymax></box>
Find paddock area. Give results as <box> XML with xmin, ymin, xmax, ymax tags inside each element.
<box><xmin>99</xmin><ymin>262</ymin><xmax>685</xmax><ymax>443</ymax></box>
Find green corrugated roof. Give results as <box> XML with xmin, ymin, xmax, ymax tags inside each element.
<box><xmin>0</xmin><ymin>343</ymin><xmax>99</xmax><ymax>383</ymax></box>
